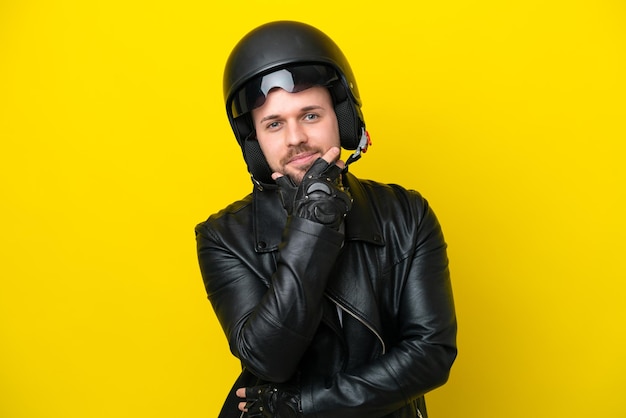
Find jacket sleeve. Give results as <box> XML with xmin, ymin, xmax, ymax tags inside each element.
<box><xmin>196</xmin><ymin>215</ymin><xmax>345</xmax><ymax>383</ymax></box>
<box><xmin>301</xmin><ymin>196</ymin><xmax>457</xmax><ymax>418</ymax></box>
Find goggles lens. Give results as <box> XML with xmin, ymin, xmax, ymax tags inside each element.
<box><xmin>230</xmin><ymin>65</ymin><xmax>339</xmax><ymax>117</ymax></box>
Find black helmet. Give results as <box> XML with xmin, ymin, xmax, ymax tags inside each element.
<box><xmin>223</xmin><ymin>20</ymin><xmax>369</xmax><ymax>186</ymax></box>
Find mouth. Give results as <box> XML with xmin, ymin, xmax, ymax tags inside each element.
<box><xmin>287</xmin><ymin>151</ymin><xmax>319</xmax><ymax>167</ymax></box>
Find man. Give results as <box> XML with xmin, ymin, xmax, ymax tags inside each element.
<box><xmin>196</xmin><ymin>21</ymin><xmax>457</xmax><ymax>418</ymax></box>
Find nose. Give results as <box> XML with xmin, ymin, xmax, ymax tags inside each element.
<box><xmin>285</xmin><ymin>122</ymin><xmax>307</xmax><ymax>146</ymax></box>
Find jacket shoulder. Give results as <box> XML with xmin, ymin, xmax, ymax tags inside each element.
<box><xmin>357</xmin><ymin>178</ymin><xmax>426</xmax><ymax>199</ymax></box>
<box><xmin>351</xmin><ymin>176</ymin><xmax>431</xmax><ymax>219</ymax></box>
<box><xmin>348</xmin><ymin>176</ymin><xmax>443</xmax><ymax>254</ymax></box>
<box><xmin>195</xmin><ymin>194</ymin><xmax>254</xmax><ymax>238</ymax></box>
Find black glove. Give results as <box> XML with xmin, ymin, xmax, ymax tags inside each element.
<box><xmin>244</xmin><ymin>384</ymin><xmax>302</xmax><ymax>418</ymax></box>
<box><xmin>275</xmin><ymin>158</ymin><xmax>352</xmax><ymax>230</ymax></box>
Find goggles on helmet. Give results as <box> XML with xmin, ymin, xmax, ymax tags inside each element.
<box><xmin>230</xmin><ymin>64</ymin><xmax>339</xmax><ymax>118</ymax></box>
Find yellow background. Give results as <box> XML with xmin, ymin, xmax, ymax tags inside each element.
<box><xmin>1</xmin><ymin>1</ymin><xmax>625</xmax><ymax>417</ymax></box>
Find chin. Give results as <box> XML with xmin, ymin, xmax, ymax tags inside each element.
<box><xmin>284</xmin><ymin>165</ymin><xmax>310</xmax><ymax>185</ymax></box>
<box><xmin>288</xmin><ymin>173</ymin><xmax>305</xmax><ymax>186</ymax></box>
<box><xmin>281</xmin><ymin>169</ymin><xmax>304</xmax><ymax>185</ymax></box>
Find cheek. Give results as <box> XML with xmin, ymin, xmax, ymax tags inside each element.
<box><xmin>326</xmin><ymin>120</ymin><xmax>341</xmax><ymax>147</ymax></box>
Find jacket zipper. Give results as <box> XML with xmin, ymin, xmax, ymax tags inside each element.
<box><xmin>330</xmin><ymin>296</ymin><xmax>428</xmax><ymax>415</ymax></box>
<box><xmin>326</xmin><ymin>294</ymin><xmax>386</xmax><ymax>355</ymax></box>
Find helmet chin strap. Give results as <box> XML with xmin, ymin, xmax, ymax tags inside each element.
<box><xmin>344</xmin><ymin>128</ymin><xmax>371</xmax><ymax>169</ymax></box>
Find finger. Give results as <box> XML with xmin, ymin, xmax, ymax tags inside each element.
<box><xmin>306</xmin><ymin>157</ymin><xmax>331</xmax><ymax>177</ymax></box>
<box><xmin>320</xmin><ymin>146</ymin><xmax>340</xmax><ymax>164</ymax></box>
<box><xmin>236</xmin><ymin>387</ymin><xmax>246</xmax><ymax>398</ymax></box>
<box><xmin>271</xmin><ymin>172</ymin><xmax>283</xmax><ymax>181</ymax></box>
<box><xmin>246</xmin><ymin>386</ymin><xmax>261</xmax><ymax>398</ymax></box>
<box><xmin>322</xmin><ymin>163</ymin><xmax>343</xmax><ymax>181</ymax></box>
<box><xmin>238</xmin><ymin>401</ymin><xmax>247</xmax><ymax>412</ymax></box>
<box><xmin>275</xmin><ymin>174</ymin><xmax>295</xmax><ymax>188</ymax></box>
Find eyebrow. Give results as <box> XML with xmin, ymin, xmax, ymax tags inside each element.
<box><xmin>259</xmin><ymin>105</ymin><xmax>324</xmax><ymax>124</ymax></box>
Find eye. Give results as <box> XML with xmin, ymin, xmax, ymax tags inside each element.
<box><xmin>303</xmin><ymin>113</ymin><xmax>319</xmax><ymax>121</ymax></box>
<box><xmin>266</xmin><ymin>121</ymin><xmax>281</xmax><ymax>130</ymax></box>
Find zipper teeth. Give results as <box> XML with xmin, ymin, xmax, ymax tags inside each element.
<box><xmin>326</xmin><ymin>294</ymin><xmax>386</xmax><ymax>355</ymax></box>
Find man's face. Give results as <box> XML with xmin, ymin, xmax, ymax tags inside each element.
<box><xmin>252</xmin><ymin>86</ymin><xmax>340</xmax><ymax>185</ymax></box>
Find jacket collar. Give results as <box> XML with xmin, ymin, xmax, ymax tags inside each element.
<box><xmin>343</xmin><ymin>172</ymin><xmax>385</xmax><ymax>246</ymax></box>
<box><xmin>252</xmin><ymin>172</ymin><xmax>385</xmax><ymax>252</ymax></box>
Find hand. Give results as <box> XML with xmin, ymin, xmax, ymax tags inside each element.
<box><xmin>236</xmin><ymin>384</ymin><xmax>302</xmax><ymax>418</ymax></box>
<box><xmin>273</xmin><ymin>147</ymin><xmax>352</xmax><ymax>230</ymax></box>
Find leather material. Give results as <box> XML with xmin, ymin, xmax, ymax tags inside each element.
<box><xmin>275</xmin><ymin>158</ymin><xmax>351</xmax><ymax>230</ymax></box>
<box><xmin>196</xmin><ymin>173</ymin><xmax>457</xmax><ymax>418</ymax></box>
<box><xmin>245</xmin><ymin>384</ymin><xmax>302</xmax><ymax>418</ymax></box>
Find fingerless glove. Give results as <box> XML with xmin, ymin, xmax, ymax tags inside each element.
<box><xmin>245</xmin><ymin>384</ymin><xmax>302</xmax><ymax>418</ymax></box>
<box><xmin>276</xmin><ymin>158</ymin><xmax>352</xmax><ymax>230</ymax></box>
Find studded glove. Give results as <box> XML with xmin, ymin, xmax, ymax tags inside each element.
<box><xmin>244</xmin><ymin>384</ymin><xmax>302</xmax><ymax>418</ymax></box>
<box><xmin>275</xmin><ymin>158</ymin><xmax>352</xmax><ymax>230</ymax></box>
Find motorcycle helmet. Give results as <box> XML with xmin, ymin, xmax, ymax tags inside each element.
<box><xmin>223</xmin><ymin>20</ymin><xmax>369</xmax><ymax>186</ymax></box>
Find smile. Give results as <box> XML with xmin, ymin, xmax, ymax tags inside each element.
<box><xmin>288</xmin><ymin>152</ymin><xmax>318</xmax><ymax>166</ymax></box>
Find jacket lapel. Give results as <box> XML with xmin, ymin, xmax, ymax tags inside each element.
<box><xmin>327</xmin><ymin>173</ymin><xmax>387</xmax><ymax>354</ymax></box>
<box><xmin>253</xmin><ymin>186</ymin><xmax>286</xmax><ymax>253</ymax></box>
<box><xmin>252</xmin><ymin>173</ymin><xmax>387</xmax><ymax>352</ymax></box>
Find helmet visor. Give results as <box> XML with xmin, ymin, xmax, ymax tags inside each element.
<box><xmin>230</xmin><ymin>65</ymin><xmax>339</xmax><ymax>118</ymax></box>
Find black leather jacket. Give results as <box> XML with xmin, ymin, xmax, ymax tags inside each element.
<box><xmin>196</xmin><ymin>173</ymin><xmax>457</xmax><ymax>418</ymax></box>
